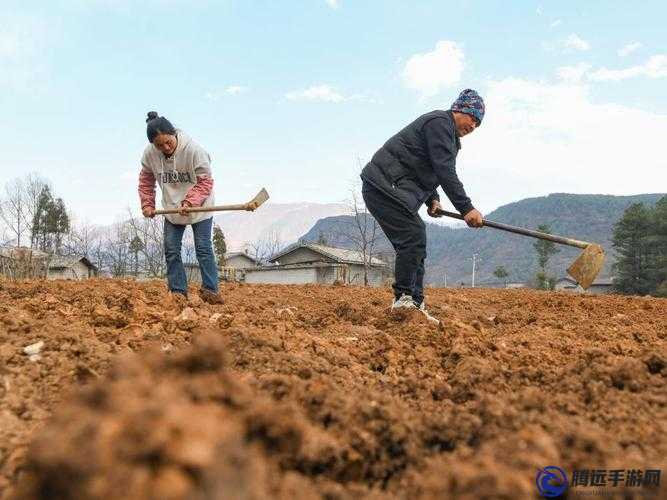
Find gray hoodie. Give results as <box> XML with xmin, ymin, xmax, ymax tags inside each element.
<box><xmin>140</xmin><ymin>130</ymin><xmax>215</xmax><ymax>225</ymax></box>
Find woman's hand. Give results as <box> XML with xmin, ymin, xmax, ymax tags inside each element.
<box><xmin>179</xmin><ymin>201</ymin><xmax>192</xmax><ymax>216</ymax></box>
<box><xmin>142</xmin><ymin>207</ymin><xmax>155</xmax><ymax>218</ymax></box>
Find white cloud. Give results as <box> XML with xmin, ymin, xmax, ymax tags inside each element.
<box><xmin>285</xmin><ymin>84</ymin><xmax>376</xmax><ymax>103</ymax></box>
<box><xmin>588</xmin><ymin>55</ymin><xmax>667</xmax><ymax>81</ymax></box>
<box><xmin>617</xmin><ymin>42</ymin><xmax>642</xmax><ymax>57</ymax></box>
<box><xmin>550</xmin><ymin>19</ymin><xmax>562</xmax><ymax>28</ymax></box>
<box><xmin>458</xmin><ymin>78</ymin><xmax>667</xmax><ymax>216</ymax></box>
<box><xmin>205</xmin><ymin>85</ymin><xmax>248</xmax><ymax>101</ymax></box>
<box><xmin>325</xmin><ymin>0</ymin><xmax>339</xmax><ymax>9</ymax></box>
<box><xmin>401</xmin><ymin>40</ymin><xmax>464</xmax><ymax>97</ymax></box>
<box><xmin>556</xmin><ymin>63</ymin><xmax>591</xmax><ymax>82</ymax></box>
<box><xmin>286</xmin><ymin>85</ymin><xmax>345</xmax><ymax>103</ymax></box>
<box><xmin>562</xmin><ymin>33</ymin><xmax>590</xmax><ymax>51</ymax></box>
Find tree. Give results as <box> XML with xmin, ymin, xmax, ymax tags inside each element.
<box><xmin>0</xmin><ymin>178</ymin><xmax>27</xmax><ymax>247</ymax></box>
<box><xmin>248</xmin><ymin>230</ymin><xmax>282</xmax><ymax>264</ymax></box>
<box><xmin>32</xmin><ymin>186</ymin><xmax>54</xmax><ymax>252</ymax></box>
<box><xmin>316</xmin><ymin>231</ymin><xmax>329</xmax><ymax>246</ymax></box>
<box><xmin>129</xmin><ymin>236</ymin><xmax>144</xmax><ymax>277</ymax></box>
<box><xmin>51</xmin><ymin>198</ymin><xmax>70</xmax><ymax>254</ymax></box>
<box><xmin>0</xmin><ymin>174</ymin><xmax>50</xmax><ymax>248</ymax></box>
<box><xmin>212</xmin><ymin>225</ymin><xmax>227</xmax><ymax>266</ymax></box>
<box><xmin>647</xmin><ymin>195</ymin><xmax>667</xmax><ymax>293</ymax></box>
<box><xmin>30</xmin><ymin>187</ymin><xmax>70</xmax><ymax>254</ymax></box>
<box><xmin>533</xmin><ymin>224</ymin><xmax>560</xmax><ymax>290</ymax></box>
<box><xmin>493</xmin><ymin>265</ymin><xmax>509</xmax><ymax>286</ymax></box>
<box><xmin>126</xmin><ymin>209</ymin><xmax>166</xmax><ymax>278</ymax></box>
<box><xmin>612</xmin><ymin>199</ymin><xmax>666</xmax><ymax>296</ymax></box>
<box><xmin>335</xmin><ymin>189</ymin><xmax>383</xmax><ymax>286</ymax></box>
<box><xmin>612</xmin><ymin>203</ymin><xmax>653</xmax><ymax>295</ymax></box>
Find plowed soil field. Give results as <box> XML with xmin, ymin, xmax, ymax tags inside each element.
<box><xmin>0</xmin><ymin>279</ymin><xmax>665</xmax><ymax>499</ymax></box>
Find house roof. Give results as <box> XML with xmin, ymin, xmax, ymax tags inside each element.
<box><xmin>269</xmin><ymin>242</ymin><xmax>387</xmax><ymax>267</ymax></box>
<box><xmin>49</xmin><ymin>256</ymin><xmax>97</xmax><ymax>271</ymax></box>
<box><xmin>225</xmin><ymin>251</ymin><xmax>260</xmax><ymax>263</ymax></box>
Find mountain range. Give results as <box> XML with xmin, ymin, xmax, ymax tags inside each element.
<box><xmin>300</xmin><ymin>193</ymin><xmax>666</xmax><ymax>285</ymax></box>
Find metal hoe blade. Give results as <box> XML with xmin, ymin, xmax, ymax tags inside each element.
<box><xmin>247</xmin><ymin>188</ymin><xmax>270</xmax><ymax>211</ymax></box>
<box><xmin>566</xmin><ymin>244</ymin><xmax>605</xmax><ymax>290</ymax></box>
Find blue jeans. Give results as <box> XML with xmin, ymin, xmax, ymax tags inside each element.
<box><xmin>164</xmin><ymin>217</ymin><xmax>219</xmax><ymax>295</ymax></box>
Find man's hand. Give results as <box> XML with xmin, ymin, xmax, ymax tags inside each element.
<box><xmin>464</xmin><ymin>208</ymin><xmax>484</xmax><ymax>228</ymax></box>
<box><xmin>142</xmin><ymin>207</ymin><xmax>155</xmax><ymax>219</ymax></box>
<box><xmin>427</xmin><ymin>199</ymin><xmax>443</xmax><ymax>218</ymax></box>
<box><xmin>179</xmin><ymin>201</ymin><xmax>192</xmax><ymax>216</ymax></box>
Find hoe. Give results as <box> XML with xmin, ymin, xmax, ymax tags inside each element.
<box><xmin>154</xmin><ymin>188</ymin><xmax>270</xmax><ymax>215</ymax></box>
<box><xmin>435</xmin><ymin>208</ymin><xmax>605</xmax><ymax>290</ymax></box>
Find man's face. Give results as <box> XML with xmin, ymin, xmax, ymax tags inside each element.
<box><xmin>453</xmin><ymin>112</ymin><xmax>478</xmax><ymax>137</ymax></box>
<box><xmin>153</xmin><ymin>133</ymin><xmax>178</xmax><ymax>156</ymax></box>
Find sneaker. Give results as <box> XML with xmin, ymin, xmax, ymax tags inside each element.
<box><xmin>391</xmin><ymin>294</ymin><xmax>417</xmax><ymax>310</ymax></box>
<box><xmin>418</xmin><ymin>301</ymin><xmax>440</xmax><ymax>325</ymax></box>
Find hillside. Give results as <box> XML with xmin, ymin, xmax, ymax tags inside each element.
<box><xmin>302</xmin><ymin>193</ymin><xmax>666</xmax><ymax>285</ymax></box>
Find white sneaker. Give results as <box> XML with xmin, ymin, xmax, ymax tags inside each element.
<box><xmin>418</xmin><ymin>301</ymin><xmax>440</xmax><ymax>325</ymax></box>
<box><xmin>391</xmin><ymin>294</ymin><xmax>417</xmax><ymax>310</ymax></box>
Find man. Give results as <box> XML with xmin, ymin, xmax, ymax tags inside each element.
<box><xmin>360</xmin><ymin>89</ymin><xmax>485</xmax><ymax>322</ymax></box>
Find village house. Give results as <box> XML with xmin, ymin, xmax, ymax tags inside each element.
<box><xmin>47</xmin><ymin>256</ymin><xmax>99</xmax><ymax>280</ymax></box>
<box><xmin>243</xmin><ymin>242</ymin><xmax>392</xmax><ymax>286</ymax></box>
<box><xmin>184</xmin><ymin>251</ymin><xmax>261</xmax><ymax>283</ymax></box>
<box><xmin>554</xmin><ymin>276</ymin><xmax>614</xmax><ymax>294</ymax></box>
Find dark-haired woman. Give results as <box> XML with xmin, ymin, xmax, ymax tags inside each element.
<box><xmin>138</xmin><ymin>111</ymin><xmax>222</xmax><ymax>303</ymax></box>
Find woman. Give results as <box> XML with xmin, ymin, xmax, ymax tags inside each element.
<box><xmin>138</xmin><ymin>111</ymin><xmax>223</xmax><ymax>303</ymax></box>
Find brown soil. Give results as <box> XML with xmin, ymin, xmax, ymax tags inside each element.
<box><xmin>0</xmin><ymin>279</ymin><xmax>665</xmax><ymax>499</ymax></box>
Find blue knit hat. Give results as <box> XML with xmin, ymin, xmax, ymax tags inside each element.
<box><xmin>450</xmin><ymin>89</ymin><xmax>485</xmax><ymax>125</ymax></box>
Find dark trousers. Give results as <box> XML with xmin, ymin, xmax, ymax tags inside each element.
<box><xmin>362</xmin><ymin>182</ymin><xmax>426</xmax><ymax>305</ymax></box>
<box><xmin>164</xmin><ymin>217</ymin><xmax>219</xmax><ymax>295</ymax></box>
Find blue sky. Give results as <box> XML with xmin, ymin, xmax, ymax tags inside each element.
<box><xmin>1</xmin><ymin>0</ymin><xmax>666</xmax><ymax>225</ymax></box>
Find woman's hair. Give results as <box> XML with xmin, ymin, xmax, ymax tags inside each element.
<box><xmin>145</xmin><ymin>111</ymin><xmax>176</xmax><ymax>143</ymax></box>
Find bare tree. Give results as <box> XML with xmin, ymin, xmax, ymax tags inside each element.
<box><xmin>0</xmin><ymin>174</ymin><xmax>51</xmax><ymax>248</ymax></box>
<box><xmin>247</xmin><ymin>229</ymin><xmax>283</xmax><ymax>264</ymax></box>
<box><xmin>126</xmin><ymin>209</ymin><xmax>166</xmax><ymax>278</ymax></box>
<box><xmin>63</xmin><ymin>219</ymin><xmax>100</xmax><ymax>257</ymax></box>
<box><xmin>102</xmin><ymin>221</ymin><xmax>132</xmax><ymax>277</ymax></box>
<box><xmin>335</xmin><ymin>189</ymin><xmax>383</xmax><ymax>285</ymax></box>
<box><xmin>0</xmin><ymin>178</ymin><xmax>27</xmax><ymax>247</ymax></box>
<box><xmin>0</xmin><ymin>226</ymin><xmax>10</xmax><ymax>247</ymax></box>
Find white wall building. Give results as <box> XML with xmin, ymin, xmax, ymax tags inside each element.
<box><xmin>243</xmin><ymin>242</ymin><xmax>392</xmax><ymax>286</ymax></box>
<box><xmin>554</xmin><ymin>276</ymin><xmax>614</xmax><ymax>294</ymax></box>
<box><xmin>47</xmin><ymin>256</ymin><xmax>98</xmax><ymax>280</ymax></box>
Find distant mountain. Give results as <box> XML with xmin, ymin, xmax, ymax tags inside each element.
<box><xmin>214</xmin><ymin>202</ymin><xmax>349</xmax><ymax>251</ymax></box>
<box><xmin>301</xmin><ymin>193</ymin><xmax>666</xmax><ymax>286</ymax></box>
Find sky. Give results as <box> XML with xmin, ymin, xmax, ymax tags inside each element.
<box><xmin>1</xmin><ymin>0</ymin><xmax>666</xmax><ymax>226</ymax></box>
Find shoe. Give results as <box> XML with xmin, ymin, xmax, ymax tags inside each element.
<box><xmin>391</xmin><ymin>294</ymin><xmax>417</xmax><ymax>310</ymax></box>
<box><xmin>199</xmin><ymin>288</ymin><xmax>225</xmax><ymax>305</ymax></box>
<box><xmin>418</xmin><ymin>301</ymin><xmax>440</xmax><ymax>325</ymax></box>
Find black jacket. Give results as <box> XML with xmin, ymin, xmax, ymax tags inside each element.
<box><xmin>360</xmin><ymin>110</ymin><xmax>474</xmax><ymax>215</ymax></box>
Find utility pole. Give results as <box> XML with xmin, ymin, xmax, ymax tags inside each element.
<box><xmin>470</xmin><ymin>253</ymin><xmax>479</xmax><ymax>288</ymax></box>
